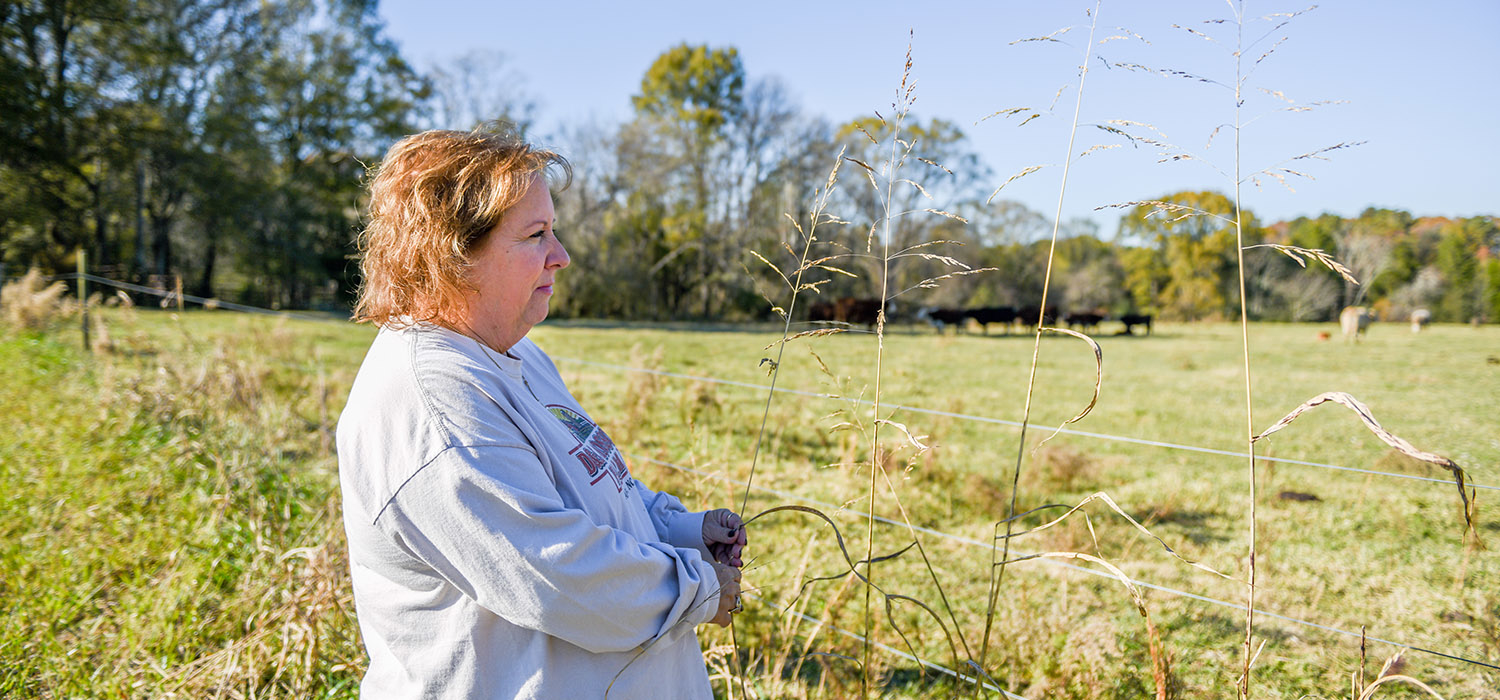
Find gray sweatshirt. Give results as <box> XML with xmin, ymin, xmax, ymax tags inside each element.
<box><xmin>336</xmin><ymin>325</ymin><xmax>720</xmax><ymax>698</ymax></box>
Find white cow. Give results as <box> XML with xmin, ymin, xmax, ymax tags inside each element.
<box><xmin>1410</xmin><ymin>308</ymin><xmax>1432</xmax><ymax>333</ymax></box>
<box><xmin>1340</xmin><ymin>306</ymin><xmax>1374</xmax><ymax>342</ymax></box>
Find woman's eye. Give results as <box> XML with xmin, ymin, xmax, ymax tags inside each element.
<box><xmin>530</xmin><ymin>229</ymin><xmax>546</xmax><ymax>239</ymax></box>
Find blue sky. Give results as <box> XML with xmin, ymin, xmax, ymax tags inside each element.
<box><xmin>378</xmin><ymin>1</ymin><xmax>1498</xmax><ymax>236</ymax></box>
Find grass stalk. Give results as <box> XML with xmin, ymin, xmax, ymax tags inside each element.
<box><xmin>737</xmin><ymin>148</ymin><xmax>846</xmax><ymax>700</ymax></box>
<box><xmin>981</xmin><ymin>0</ymin><xmax>1105</xmax><ymax>672</ymax></box>
<box><xmin>742</xmin><ymin>153</ymin><xmax>846</xmax><ymax>518</ymax></box>
<box><xmin>862</xmin><ymin>60</ymin><xmax>907</xmax><ymax>699</ymax></box>
<box><xmin>1231</xmin><ymin>4</ymin><xmax>1258</xmax><ymax>696</ymax></box>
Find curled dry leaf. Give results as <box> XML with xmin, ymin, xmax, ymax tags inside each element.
<box><xmin>874</xmin><ymin>418</ymin><xmax>929</xmax><ymax>451</ymax></box>
<box><xmin>1032</xmin><ymin>327</ymin><xmax>1102</xmax><ymax>450</ymax></box>
<box><xmin>1357</xmin><ymin>675</ymin><xmax>1446</xmax><ymax>700</ymax></box>
<box><xmin>883</xmin><ymin>592</ymin><xmax>961</xmax><ymax>672</ymax></box>
<box><xmin>744</xmin><ymin>504</ymin><xmax>916</xmax><ymax>599</ymax></box>
<box><xmin>1006</xmin><ymin>550</ymin><xmax>1148</xmax><ymax>614</ymax></box>
<box><xmin>997</xmin><ymin>490</ymin><xmax>1239</xmax><ymax>585</ymax></box>
<box><xmin>1252</xmin><ymin>391</ymin><xmax>1480</xmax><ymax>544</ymax></box>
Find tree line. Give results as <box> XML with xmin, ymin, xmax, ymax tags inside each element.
<box><xmin>3</xmin><ymin>3</ymin><xmax>1496</xmax><ymax>322</ymax></box>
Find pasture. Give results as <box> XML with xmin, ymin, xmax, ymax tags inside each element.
<box><xmin>2</xmin><ymin>308</ymin><xmax>1496</xmax><ymax>698</ymax></box>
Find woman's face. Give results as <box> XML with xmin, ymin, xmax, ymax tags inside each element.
<box><xmin>461</xmin><ymin>174</ymin><xmax>570</xmax><ymax>352</ymax></box>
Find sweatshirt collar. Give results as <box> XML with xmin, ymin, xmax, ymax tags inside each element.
<box><xmin>466</xmin><ymin>332</ymin><xmax>524</xmax><ymax>381</ymax></box>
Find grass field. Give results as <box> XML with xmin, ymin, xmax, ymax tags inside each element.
<box><xmin>2</xmin><ymin>306</ymin><xmax>1496</xmax><ymax>698</ymax></box>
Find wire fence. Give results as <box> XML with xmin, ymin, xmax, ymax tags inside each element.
<box><xmin>44</xmin><ymin>272</ymin><xmax>345</xmax><ymax>324</ymax></box>
<box><xmin>23</xmin><ymin>273</ymin><xmax>1497</xmax><ymax>681</ymax></box>
<box><xmin>629</xmin><ymin>453</ymin><xmax>1500</xmax><ymax>674</ymax></box>
<box><xmin>37</xmin><ymin>274</ymin><xmax>1500</xmax><ymax>490</ymax></box>
<box><xmin>739</xmin><ymin>590</ymin><xmax>1020</xmax><ymax>698</ymax></box>
<box><xmin>555</xmin><ymin>356</ymin><xmax>1496</xmax><ymax>494</ymax></box>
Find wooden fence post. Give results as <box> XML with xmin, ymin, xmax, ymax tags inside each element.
<box><xmin>78</xmin><ymin>248</ymin><xmax>90</xmax><ymax>352</ymax></box>
<box><xmin>174</xmin><ymin>275</ymin><xmax>184</xmax><ymax>312</ymax></box>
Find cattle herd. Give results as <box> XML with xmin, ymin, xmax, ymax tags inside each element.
<box><xmin>805</xmin><ymin>296</ymin><xmax>1153</xmax><ymax>336</ymax></box>
<box><xmin>804</xmin><ymin>297</ymin><xmax>1436</xmax><ymax>341</ymax></box>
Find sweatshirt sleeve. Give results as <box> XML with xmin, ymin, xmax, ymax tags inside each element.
<box><xmin>380</xmin><ymin>444</ymin><xmax>722</xmax><ymax>653</ymax></box>
<box><xmin>634</xmin><ymin>479</ymin><xmax>713</xmax><ymax>561</ymax></box>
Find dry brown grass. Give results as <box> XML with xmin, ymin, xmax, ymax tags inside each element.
<box><xmin>1024</xmin><ymin>443</ymin><xmax>1099</xmax><ymax>493</ymax></box>
<box><xmin>1</xmin><ymin>269</ymin><xmax>72</xmax><ymax>331</ymax></box>
<box><xmin>621</xmin><ymin>343</ymin><xmax>665</xmax><ymax>440</ymax></box>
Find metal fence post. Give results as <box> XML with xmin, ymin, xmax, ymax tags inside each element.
<box><xmin>78</xmin><ymin>249</ymin><xmax>90</xmax><ymax>352</ymax></box>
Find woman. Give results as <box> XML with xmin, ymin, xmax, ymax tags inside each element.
<box><xmin>337</xmin><ymin>127</ymin><xmax>746</xmax><ymax>699</ymax></box>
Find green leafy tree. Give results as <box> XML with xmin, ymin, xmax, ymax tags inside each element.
<box><xmin>626</xmin><ymin>44</ymin><xmax>746</xmax><ymax>317</ymax></box>
<box><xmin>1435</xmin><ymin>217</ymin><xmax>1499</xmax><ymax>322</ymax></box>
<box><xmin>633</xmin><ymin>44</ymin><xmax>745</xmax><ymax>138</ymax></box>
<box><xmin>1119</xmin><ymin>245</ymin><xmax>1167</xmax><ymax>315</ymax></box>
<box><xmin>1118</xmin><ymin>190</ymin><xmax>1257</xmax><ymax>320</ymax></box>
<box><xmin>1055</xmin><ymin>234</ymin><xmax>1124</xmax><ymax>313</ymax></box>
<box><xmin>1486</xmin><ymin>258</ymin><xmax>1500</xmax><ymax>324</ymax></box>
<box><xmin>0</xmin><ymin>0</ymin><xmax>130</xmax><ymax>271</ymax></box>
<box><xmin>1</xmin><ymin>0</ymin><xmax>422</xmax><ymax>311</ymax></box>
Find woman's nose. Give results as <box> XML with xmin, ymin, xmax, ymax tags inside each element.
<box><xmin>548</xmin><ymin>236</ymin><xmax>570</xmax><ymax>269</ymax></box>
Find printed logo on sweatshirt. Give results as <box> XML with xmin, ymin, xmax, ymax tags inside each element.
<box><xmin>547</xmin><ymin>405</ymin><xmax>634</xmax><ymax>494</ymax></box>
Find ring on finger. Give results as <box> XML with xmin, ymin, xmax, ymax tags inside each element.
<box><xmin>729</xmin><ymin>594</ymin><xmax>743</xmax><ymax>614</ymax></box>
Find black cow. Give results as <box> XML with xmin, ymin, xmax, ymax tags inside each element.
<box><xmin>808</xmin><ymin>300</ymin><xmax>837</xmax><ymax>324</ymax></box>
<box><xmin>834</xmin><ymin>297</ymin><xmax>884</xmax><ymax>329</ymax></box>
<box><xmin>917</xmin><ymin>306</ymin><xmax>969</xmax><ymax>334</ymax></box>
<box><xmin>1063</xmin><ymin>311</ymin><xmax>1105</xmax><ymax>333</ymax></box>
<box><xmin>1117</xmin><ymin>313</ymin><xmax>1153</xmax><ymax>336</ymax></box>
<box><xmin>967</xmin><ymin>306</ymin><xmax>1019</xmax><ymax>335</ymax></box>
<box><xmin>1016</xmin><ymin>304</ymin><xmax>1059</xmax><ymax>329</ymax></box>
